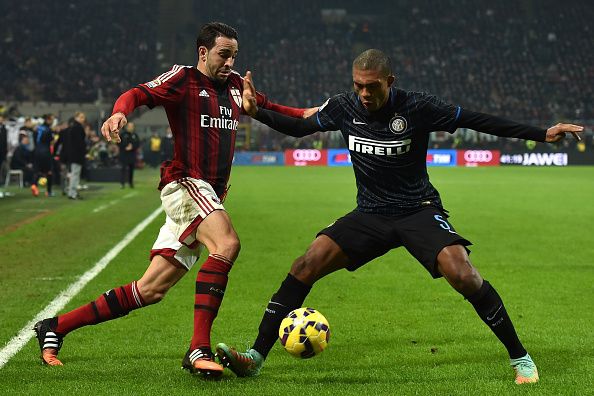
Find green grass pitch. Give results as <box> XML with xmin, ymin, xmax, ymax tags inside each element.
<box><xmin>0</xmin><ymin>166</ymin><xmax>593</xmax><ymax>395</ymax></box>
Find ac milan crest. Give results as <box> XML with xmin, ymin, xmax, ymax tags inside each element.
<box><xmin>230</xmin><ymin>88</ymin><xmax>242</xmax><ymax>107</ymax></box>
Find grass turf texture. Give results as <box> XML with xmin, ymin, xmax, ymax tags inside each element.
<box><xmin>0</xmin><ymin>166</ymin><xmax>592</xmax><ymax>395</ymax></box>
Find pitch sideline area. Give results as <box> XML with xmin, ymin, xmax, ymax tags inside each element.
<box><xmin>0</xmin><ymin>206</ymin><xmax>162</xmax><ymax>368</ymax></box>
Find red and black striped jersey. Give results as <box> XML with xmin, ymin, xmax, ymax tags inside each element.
<box><xmin>117</xmin><ymin>65</ymin><xmax>304</xmax><ymax>197</ymax></box>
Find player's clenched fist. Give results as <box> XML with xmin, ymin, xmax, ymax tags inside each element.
<box><xmin>101</xmin><ymin>112</ymin><xmax>127</xmax><ymax>143</ymax></box>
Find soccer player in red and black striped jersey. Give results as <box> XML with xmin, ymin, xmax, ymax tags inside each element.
<box><xmin>33</xmin><ymin>22</ymin><xmax>315</xmax><ymax>377</ymax></box>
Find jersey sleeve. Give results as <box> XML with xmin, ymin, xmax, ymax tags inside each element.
<box><xmin>255</xmin><ymin>91</ymin><xmax>306</xmax><ymax>118</ymax></box>
<box><xmin>415</xmin><ymin>93</ymin><xmax>461</xmax><ymax>133</ymax></box>
<box><xmin>315</xmin><ymin>94</ymin><xmax>343</xmax><ymax>131</ymax></box>
<box><xmin>136</xmin><ymin>65</ymin><xmax>189</xmax><ymax>108</ymax></box>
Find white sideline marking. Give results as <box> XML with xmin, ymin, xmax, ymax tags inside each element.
<box><xmin>93</xmin><ymin>200</ymin><xmax>118</xmax><ymax>213</ymax></box>
<box><xmin>0</xmin><ymin>207</ymin><xmax>163</xmax><ymax>369</ymax></box>
<box><xmin>92</xmin><ymin>193</ymin><xmax>137</xmax><ymax>213</ymax></box>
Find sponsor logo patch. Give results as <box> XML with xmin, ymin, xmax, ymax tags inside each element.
<box><xmin>146</xmin><ymin>80</ymin><xmax>162</xmax><ymax>88</ymax></box>
<box><xmin>348</xmin><ymin>135</ymin><xmax>411</xmax><ymax>156</ymax></box>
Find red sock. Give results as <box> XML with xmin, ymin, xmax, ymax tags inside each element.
<box><xmin>55</xmin><ymin>281</ymin><xmax>144</xmax><ymax>335</ymax></box>
<box><xmin>190</xmin><ymin>255</ymin><xmax>233</xmax><ymax>350</ymax></box>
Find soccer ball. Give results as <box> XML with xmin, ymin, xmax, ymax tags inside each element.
<box><xmin>278</xmin><ymin>307</ymin><xmax>330</xmax><ymax>359</ymax></box>
<box><xmin>38</xmin><ymin>177</ymin><xmax>47</xmax><ymax>186</ymax></box>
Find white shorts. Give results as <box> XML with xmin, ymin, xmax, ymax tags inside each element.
<box><xmin>150</xmin><ymin>178</ymin><xmax>225</xmax><ymax>270</ymax></box>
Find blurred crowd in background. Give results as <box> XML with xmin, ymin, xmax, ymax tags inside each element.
<box><xmin>0</xmin><ymin>0</ymin><xmax>157</xmax><ymax>102</ymax></box>
<box><xmin>2</xmin><ymin>0</ymin><xmax>590</xmax><ymax>121</ymax></box>
<box><xmin>0</xmin><ymin>0</ymin><xmax>592</xmax><ymax>191</ymax></box>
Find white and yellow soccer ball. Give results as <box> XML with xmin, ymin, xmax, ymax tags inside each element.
<box><xmin>278</xmin><ymin>307</ymin><xmax>330</xmax><ymax>359</ymax></box>
<box><xmin>38</xmin><ymin>177</ymin><xmax>47</xmax><ymax>186</ymax></box>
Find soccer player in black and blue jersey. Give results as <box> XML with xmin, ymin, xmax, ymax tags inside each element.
<box><xmin>216</xmin><ymin>49</ymin><xmax>584</xmax><ymax>384</ymax></box>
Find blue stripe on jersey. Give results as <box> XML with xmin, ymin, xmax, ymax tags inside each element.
<box><xmin>316</xmin><ymin>111</ymin><xmax>325</xmax><ymax>129</ymax></box>
<box><xmin>455</xmin><ymin>106</ymin><xmax>461</xmax><ymax>122</ymax></box>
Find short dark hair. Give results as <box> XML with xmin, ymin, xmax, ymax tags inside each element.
<box><xmin>196</xmin><ymin>22</ymin><xmax>238</xmax><ymax>52</ymax></box>
<box><xmin>352</xmin><ymin>49</ymin><xmax>392</xmax><ymax>77</ymax></box>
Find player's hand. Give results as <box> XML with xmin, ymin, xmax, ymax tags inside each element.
<box><xmin>242</xmin><ymin>71</ymin><xmax>258</xmax><ymax>117</ymax></box>
<box><xmin>545</xmin><ymin>123</ymin><xmax>584</xmax><ymax>143</ymax></box>
<box><xmin>101</xmin><ymin>112</ymin><xmax>127</xmax><ymax>143</ymax></box>
<box><xmin>302</xmin><ymin>107</ymin><xmax>319</xmax><ymax>118</ymax></box>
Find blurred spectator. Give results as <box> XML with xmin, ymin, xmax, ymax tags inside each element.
<box><xmin>32</xmin><ymin>114</ymin><xmax>55</xmax><ymax>197</ymax></box>
<box><xmin>119</xmin><ymin>122</ymin><xmax>139</xmax><ymax>188</ymax></box>
<box><xmin>63</xmin><ymin>112</ymin><xmax>87</xmax><ymax>199</ymax></box>
<box><xmin>19</xmin><ymin>118</ymin><xmax>36</xmax><ymax>152</ymax></box>
<box><xmin>10</xmin><ymin>134</ymin><xmax>34</xmax><ymax>186</ymax></box>
<box><xmin>148</xmin><ymin>131</ymin><xmax>162</xmax><ymax>168</ymax></box>
<box><xmin>0</xmin><ymin>115</ymin><xmax>7</xmax><ymax>184</ymax></box>
<box><xmin>161</xmin><ymin>127</ymin><xmax>174</xmax><ymax>162</ymax></box>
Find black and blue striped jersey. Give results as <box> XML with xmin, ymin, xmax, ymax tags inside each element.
<box><xmin>253</xmin><ymin>86</ymin><xmax>546</xmax><ymax>215</ymax></box>
<box><xmin>316</xmin><ymin>87</ymin><xmax>461</xmax><ymax>215</ymax></box>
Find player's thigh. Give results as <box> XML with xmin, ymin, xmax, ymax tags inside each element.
<box><xmin>290</xmin><ymin>235</ymin><xmax>350</xmax><ymax>283</ymax></box>
<box><xmin>151</xmin><ymin>216</ymin><xmax>204</xmax><ymax>271</ymax></box>
<box><xmin>195</xmin><ymin>209</ymin><xmax>239</xmax><ymax>253</ymax></box>
<box><xmin>317</xmin><ymin>210</ymin><xmax>400</xmax><ymax>272</ymax></box>
<box><xmin>397</xmin><ymin>206</ymin><xmax>472</xmax><ymax>279</ymax></box>
<box><xmin>160</xmin><ymin>178</ymin><xmax>234</xmax><ymax>255</ymax></box>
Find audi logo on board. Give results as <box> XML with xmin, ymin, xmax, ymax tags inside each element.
<box><xmin>464</xmin><ymin>150</ymin><xmax>493</xmax><ymax>162</ymax></box>
<box><xmin>285</xmin><ymin>149</ymin><xmax>328</xmax><ymax>166</ymax></box>
<box><xmin>458</xmin><ymin>150</ymin><xmax>500</xmax><ymax>166</ymax></box>
<box><xmin>293</xmin><ymin>150</ymin><xmax>322</xmax><ymax>161</ymax></box>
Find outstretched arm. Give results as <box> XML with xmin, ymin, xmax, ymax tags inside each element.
<box><xmin>250</xmin><ymin>81</ymin><xmax>317</xmax><ymax>119</ymax></box>
<box><xmin>101</xmin><ymin>88</ymin><xmax>150</xmax><ymax>143</ymax></box>
<box><xmin>259</xmin><ymin>96</ymin><xmax>318</xmax><ymax>119</ymax></box>
<box><xmin>457</xmin><ymin>109</ymin><xmax>584</xmax><ymax>143</ymax></box>
<box><xmin>243</xmin><ymin>71</ymin><xmax>320</xmax><ymax>137</ymax></box>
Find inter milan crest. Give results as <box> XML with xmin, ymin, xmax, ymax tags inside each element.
<box><xmin>230</xmin><ymin>88</ymin><xmax>242</xmax><ymax>107</ymax></box>
<box><xmin>389</xmin><ymin>115</ymin><xmax>407</xmax><ymax>134</ymax></box>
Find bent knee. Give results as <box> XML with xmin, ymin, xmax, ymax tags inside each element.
<box><xmin>448</xmin><ymin>266</ymin><xmax>480</xmax><ymax>289</ymax></box>
<box><xmin>218</xmin><ymin>236</ymin><xmax>240</xmax><ymax>261</ymax></box>
<box><xmin>290</xmin><ymin>252</ymin><xmax>324</xmax><ymax>285</ymax></box>
<box><xmin>438</xmin><ymin>247</ymin><xmax>482</xmax><ymax>294</ymax></box>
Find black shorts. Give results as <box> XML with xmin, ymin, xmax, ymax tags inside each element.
<box><xmin>318</xmin><ymin>206</ymin><xmax>472</xmax><ymax>278</ymax></box>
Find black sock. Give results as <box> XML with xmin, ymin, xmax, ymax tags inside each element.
<box><xmin>467</xmin><ymin>280</ymin><xmax>527</xmax><ymax>359</ymax></box>
<box><xmin>252</xmin><ymin>274</ymin><xmax>311</xmax><ymax>358</ymax></box>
